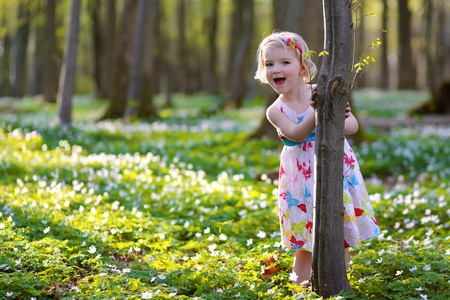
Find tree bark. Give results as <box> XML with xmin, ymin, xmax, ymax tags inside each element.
<box><xmin>137</xmin><ymin>0</ymin><xmax>159</xmax><ymax>119</ymax></box>
<box><xmin>0</xmin><ymin>19</ymin><xmax>12</xmax><ymax>96</ymax></box>
<box><xmin>398</xmin><ymin>0</ymin><xmax>416</xmax><ymax>89</ymax></box>
<box><xmin>12</xmin><ymin>2</ymin><xmax>30</xmax><ymax>98</ymax></box>
<box><xmin>205</xmin><ymin>0</ymin><xmax>219</xmax><ymax>94</ymax></box>
<box><xmin>100</xmin><ymin>0</ymin><xmax>116</xmax><ymax>99</ymax></box>
<box><xmin>57</xmin><ymin>0</ymin><xmax>81</xmax><ymax>125</ymax></box>
<box><xmin>125</xmin><ymin>0</ymin><xmax>150</xmax><ymax>118</ymax></box>
<box><xmin>30</xmin><ymin>8</ymin><xmax>45</xmax><ymax>96</ymax></box>
<box><xmin>226</xmin><ymin>0</ymin><xmax>244</xmax><ymax>90</ymax></box>
<box><xmin>379</xmin><ymin>0</ymin><xmax>389</xmax><ymax>89</ymax></box>
<box><xmin>228</xmin><ymin>0</ymin><xmax>253</xmax><ymax>108</ymax></box>
<box><xmin>89</xmin><ymin>0</ymin><xmax>104</xmax><ymax>98</ymax></box>
<box><xmin>310</xmin><ymin>0</ymin><xmax>353</xmax><ymax>296</ymax></box>
<box><xmin>99</xmin><ymin>0</ymin><xmax>138</xmax><ymax>120</ymax></box>
<box><xmin>43</xmin><ymin>0</ymin><xmax>58</xmax><ymax>103</ymax></box>
<box><xmin>177</xmin><ymin>0</ymin><xmax>187</xmax><ymax>94</ymax></box>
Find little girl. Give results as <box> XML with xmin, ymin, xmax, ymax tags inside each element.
<box><xmin>254</xmin><ymin>31</ymin><xmax>380</xmax><ymax>286</ymax></box>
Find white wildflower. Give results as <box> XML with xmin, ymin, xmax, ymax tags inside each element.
<box><xmin>257</xmin><ymin>231</ymin><xmax>266</xmax><ymax>239</ymax></box>
<box><xmin>141</xmin><ymin>291</ymin><xmax>153</xmax><ymax>299</ymax></box>
<box><xmin>289</xmin><ymin>271</ymin><xmax>298</xmax><ymax>282</ymax></box>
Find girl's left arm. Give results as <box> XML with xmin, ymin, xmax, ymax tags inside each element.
<box><xmin>344</xmin><ymin>103</ymin><xmax>358</xmax><ymax>134</ymax></box>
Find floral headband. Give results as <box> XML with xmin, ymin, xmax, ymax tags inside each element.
<box><xmin>263</xmin><ymin>36</ymin><xmax>303</xmax><ymax>54</ymax></box>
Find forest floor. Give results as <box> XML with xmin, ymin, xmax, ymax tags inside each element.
<box><xmin>360</xmin><ymin>114</ymin><xmax>450</xmax><ymax>129</ymax></box>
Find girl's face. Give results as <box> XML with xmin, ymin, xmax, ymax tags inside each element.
<box><xmin>263</xmin><ymin>45</ymin><xmax>306</xmax><ymax>95</ymax></box>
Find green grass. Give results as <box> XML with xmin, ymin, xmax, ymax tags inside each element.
<box><xmin>353</xmin><ymin>89</ymin><xmax>430</xmax><ymax>118</ymax></box>
<box><xmin>0</xmin><ymin>92</ymin><xmax>449</xmax><ymax>299</ymax></box>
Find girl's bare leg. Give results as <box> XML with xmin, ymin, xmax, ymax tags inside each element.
<box><xmin>293</xmin><ymin>250</ymin><xmax>312</xmax><ymax>286</ymax></box>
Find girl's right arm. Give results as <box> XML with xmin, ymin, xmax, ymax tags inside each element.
<box><xmin>266</xmin><ymin>104</ymin><xmax>316</xmax><ymax>142</ymax></box>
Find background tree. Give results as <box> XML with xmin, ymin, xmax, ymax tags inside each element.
<box><xmin>88</xmin><ymin>0</ymin><xmax>104</xmax><ymax>99</ymax></box>
<box><xmin>57</xmin><ymin>0</ymin><xmax>81</xmax><ymax>124</ymax></box>
<box><xmin>205</xmin><ymin>0</ymin><xmax>219</xmax><ymax>94</ymax></box>
<box><xmin>101</xmin><ymin>0</ymin><xmax>117</xmax><ymax>99</ymax></box>
<box><xmin>125</xmin><ymin>0</ymin><xmax>157</xmax><ymax>120</ymax></box>
<box><xmin>397</xmin><ymin>0</ymin><xmax>415</xmax><ymax>89</ymax></box>
<box><xmin>379</xmin><ymin>0</ymin><xmax>389</xmax><ymax>89</ymax></box>
<box><xmin>99</xmin><ymin>0</ymin><xmax>138</xmax><ymax>120</ymax></box>
<box><xmin>0</xmin><ymin>15</ymin><xmax>12</xmax><ymax>96</ymax></box>
<box><xmin>43</xmin><ymin>0</ymin><xmax>58</xmax><ymax>103</ymax></box>
<box><xmin>310</xmin><ymin>0</ymin><xmax>353</xmax><ymax>296</ymax></box>
<box><xmin>227</xmin><ymin>0</ymin><xmax>254</xmax><ymax>108</ymax></box>
<box><xmin>12</xmin><ymin>1</ymin><xmax>30</xmax><ymax>98</ymax></box>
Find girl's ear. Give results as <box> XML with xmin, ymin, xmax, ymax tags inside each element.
<box><xmin>299</xmin><ymin>64</ymin><xmax>307</xmax><ymax>77</ymax></box>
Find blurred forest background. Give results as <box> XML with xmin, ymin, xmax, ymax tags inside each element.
<box><xmin>0</xmin><ymin>0</ymin><xmax>449</xmax><ymax>123</ymax></box>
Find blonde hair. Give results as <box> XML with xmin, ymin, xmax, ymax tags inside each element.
<box><xmin>254</xmin><ymin>31</ymin><xmax>317</xmax><ymax>84</ymax></box>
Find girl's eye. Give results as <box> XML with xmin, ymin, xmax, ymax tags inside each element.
<box><xmin>282</xmin><ymin>61</ymin><xmax>290</xmax><ymax>65</ymax></box>
<box><xmin>265</xmin><ymin>63</ymin><xmax>273</xmax><ymax>67</ymax></box>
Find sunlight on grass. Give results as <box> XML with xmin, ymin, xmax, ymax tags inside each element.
<box><xmin>353</xmin><ymin>89</ymin><xmax>430</xmax><ymax>118</ymax></box>
<box><xmin>0</xmin><ymin>92</ymin><xmax>449</xmax><ymax>299</ymax></box>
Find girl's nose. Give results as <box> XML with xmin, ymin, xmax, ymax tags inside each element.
<box><xmin>273</xmin><ymin>64</ymin><xmax>281</xmax><ymax>73</ymax></box>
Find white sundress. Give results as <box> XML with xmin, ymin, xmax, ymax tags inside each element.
<box><xmin>274</xmin><ymin>98</ymin><xmax>380</xmax><ymax>251</ymax></box>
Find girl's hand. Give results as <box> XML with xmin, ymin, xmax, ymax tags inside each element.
<box><xmin>345</xmin><ymin>102</ymin><xmax>351</xmax><ymax>119</ymax></box>
<box><xmin>310</xmin><ymin>86</ymin><xmax>317</xmax><ymax>110</ymax></box>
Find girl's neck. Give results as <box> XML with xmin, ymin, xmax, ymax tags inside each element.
<box><xmin>280</xmin><ymin>82</ymin><xmax>311</xmax><ymax>104</ymax></box>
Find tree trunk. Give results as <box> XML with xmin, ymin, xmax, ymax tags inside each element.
<box><xmin>398</xmin><ymin>0</ymin><xmax>416</xmax><ymax>89</ymax></box>
<box><xmin>43</xmin><ymin>0</ymin><xmax>58</xmax><ymax>103</ymax></box>
<box><xmin>125</xmin><ymin>0</ymin><xmax>150</xmax><ymax>118</ymax></box>
<box><xmin>100</xmin><ymin>0</ymin><xmax>116</xmax><ymax>99</ymax></box>
<box><xmin>12</xmin><ymin>2</ymin><xmax>30</xmax><ymax>98</ymax></box>
<box><xmin>138</xmin><ymin>0</ymin><xmax>159</xmax><ymax>119</ymax></box>
<box><xmin>57</xmin><ymin>0</ymin><xmax>81</xmax><ymax>125</ymax></box>
<box><xmin>30</xmin><ymin>10</ymin><xmax>45</xmax><ymax>96</ymax></box>
<box><xmin>228</xmin><ymin>0</ymin><xmax>253</xmax><ymax>108</ymax></box>
<box><xmin>152</xmin><ymin>0</ymin><xmax>163</xmax><ymax>96</ymax></box>
<box><xmin>177</xmin><ymin>0</ymin><xmax>187</xmax><ymax>94</ymax></box>
<box><xmin>226</xmin><ymin>0</ymin><xmax>244</xmax><ymax>91</ymax></box>
<box><xmin>0</xmin><ymin>19</ymin><xmax>12</xmax><ymax>96</ymax></box>
<box><xmin>379</xmin><ymin>0</ymin><xmax>389</xmax><ymax>89</ymax></box>
<box><xmin>310</xmin><ymin>0</ymin><xmax>353</xmax><ymax>296</ymax></box>
<box><xmin>205</xmin><ymin>0</ymin><xmax>219</xmax><ymax>94</ymax></box>
<box><xmin>99</xmin><ymin>0</ymin><xmax>138</xmax><ymax>120</ymax></box>
<box><xmin>89</xmin><ymin>0</ymin><xmax>103</xmax><ymax>98</ymax></box>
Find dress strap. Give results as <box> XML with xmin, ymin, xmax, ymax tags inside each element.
<box><xmin>280</xmin><ymin>131</ymin><xmax>315</xmax><ymax>147</ymax></box>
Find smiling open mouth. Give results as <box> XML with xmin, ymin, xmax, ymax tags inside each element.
<box><xmin>274</xmin><ymin>78</ymin><xmax>285</xmax><ymax>85</ymax></box>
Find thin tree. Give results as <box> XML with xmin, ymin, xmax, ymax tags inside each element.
<box><xmin>12</xmin><ymin>1</ymin><xmax>30</xmax><ymax>98</ymax></box>
<box><xmin>0</xmin><ymin>17</ymin><xmax>12</xmax><ymax>96</ymax></box>
<box><xmin>125</xmin><ymin>0</ymin><xmax>150</xmax><ymax>118</ymax></box>
<box><xmin>205</xmin><ymin>0</ymin><xmax>219</xmax><ymax>94</ymax></box>
<box><xmin>398</xmin><ymin>0</ymin><xmax>416</xmax><ymax>89</ymax></box>
<box><xmin>138</xmin><ymin>0</ymin><xmax>159</xmax><ymax>119</ymax></box>
<box><xmin>43</xmin><ymin>0</ymin><xmax>58</xmax><ymax>103</ymax></box>
<box><xmin>379</xmin><ymin>0</ymin><xmax>389</xmax><ymax>89</ymax></box>
<box><xmin>57</xmin><ymin>0</ymin><xmax>81</xmax><ymax>124</ymax></box>
<box><xmin>228</xmin><ymin>0</ymin><xmax>253</xmax><ymax>108</ymax></box>
<box><xmin>310</xmin><ymin>0</ymin><xmax>353</xmax><ymax>296</ymax></box>
<box><xmin>101</xmin><ymin>0</ymin><xmax>116</xmax><ymax>99</ymax></box>
<box><xmin>99</xmin><ymin>0</ymin><xmax>138</xmax><ymax>120</ymax></box>
<box><xmin>89</xmin><ymin>0</ymin><xmax>104</xmax><ymax>99</ymax></box>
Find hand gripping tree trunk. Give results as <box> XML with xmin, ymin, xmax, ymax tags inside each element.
<box><xmin>310</xmin><ymin>0</ymin><xmax>353</xmax><ymax>297</ymax></box>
